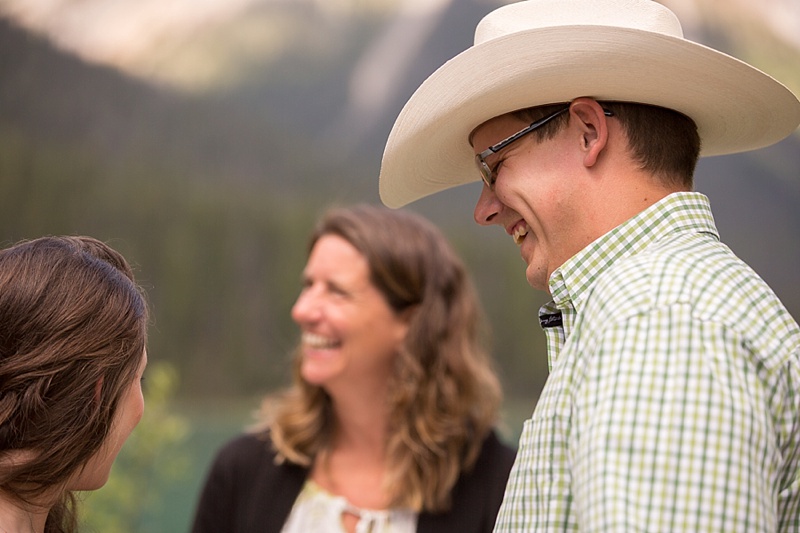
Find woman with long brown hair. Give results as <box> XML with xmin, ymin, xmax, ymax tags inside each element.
<box><xmin>0</xmin><ymin>236</ymin><xmax>149</xmax><ymax>533</ymax></box>
<box><xmin>192</xmin><ymin>205</ymin><xmax>515</xmax><ymax>533</ymax></box>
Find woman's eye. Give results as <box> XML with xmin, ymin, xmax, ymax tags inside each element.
<box><xmin>329</xmin><ymin>285</ymin><xmax>347</xmax><ymax>296</ymax></box>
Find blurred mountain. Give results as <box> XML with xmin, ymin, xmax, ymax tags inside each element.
<box><xmin>0</xmin><ymin>16</ymin><xmax>347</xmax><ymax>196</ymax></box>
<box><xmin>0</xmin><ymin>0</ymin><xmax>798</xmax><ymax>398</ymax></box>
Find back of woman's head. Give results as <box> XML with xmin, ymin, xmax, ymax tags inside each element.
<box><xmin>0</xmin><ymin>236</ymin><xmax>148</xmax><ymax>514</ymax></box>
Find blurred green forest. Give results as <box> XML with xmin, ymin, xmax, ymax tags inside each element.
<box><xmin>0</xmin><ymin>123</ymin><xmax>547</xmax><ymax>398</ymax></box>
<box><xmin>0</xmin><ymin>15</ymin><xmax>549</xmax><ymax>403</ymax></box>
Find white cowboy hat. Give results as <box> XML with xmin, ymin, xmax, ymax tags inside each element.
<box><xmin>379</xmin><ymin>0</ymin><xmax>800</xmax><ymax>208</ymax></box>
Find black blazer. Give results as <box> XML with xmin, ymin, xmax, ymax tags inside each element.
<box><xmin>190</xmin><ymin>430</ymin><xmax>516</xmax><ymax>533</ymax></box>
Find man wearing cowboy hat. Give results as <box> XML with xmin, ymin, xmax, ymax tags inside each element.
<box><xmin>379</xmin><ymin>0</ymin><xmax>800</xmax><ymax>531</ymax></box>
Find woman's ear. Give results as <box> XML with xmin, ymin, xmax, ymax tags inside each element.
<box><xmin>393</xmin><ymin>305</ymin><xmax>417</xmax><ymax>346</ymax></box>
<box><xmin>399</xmin><ymin>305</ymin><xmax>417</xmax><ymax>324</ymax></box>
<box><xmin>569</xmin><ymin>98</ymin><xmax>611</xmax><ymax>168</ymax></box>
<box><xmin>94</xmin><ymin>376</ymin><xmax>104</xmax><ymax>403</ymax></box>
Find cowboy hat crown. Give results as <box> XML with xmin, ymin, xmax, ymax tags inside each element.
<box><xmin>379</xmin><ymin>0</ymin><xmax>800</xmax><ymax>208</ymax></box>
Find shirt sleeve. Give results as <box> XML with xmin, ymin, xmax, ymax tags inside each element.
<box><xmin>570</xmin><ymin>302</ymin><xmax>789</xmax><ymax>531</ymax></box>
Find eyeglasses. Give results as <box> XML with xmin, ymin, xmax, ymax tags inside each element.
<box><xmin>475</xmin><ymin>105</ymin><xmax>614</xmax><ymax>189</ymax></box>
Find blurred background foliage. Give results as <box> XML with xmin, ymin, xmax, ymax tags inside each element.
<box><xmin>1</xmin><ymin>0</ymin><xmax>798</xmax><ymax>530</ymax></box>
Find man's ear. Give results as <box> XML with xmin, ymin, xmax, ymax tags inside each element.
<box><xmin>569</xmin><ymin>98</ymin><xmax>611</xmax><ymax>168</ymax></box>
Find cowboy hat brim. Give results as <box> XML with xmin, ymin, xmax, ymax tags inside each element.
<box><xmin>379</xmin><ymin>25</ymin><xmax>800</xmax><ymax>208</ymax></box>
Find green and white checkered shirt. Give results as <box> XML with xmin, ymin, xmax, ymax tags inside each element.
<box><xmin>494</xmin><ymin>192</ymin><xmax>800</xmax><ymax>532</ymax></box>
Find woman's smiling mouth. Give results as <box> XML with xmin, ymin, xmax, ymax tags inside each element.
<box><xmin>302</xmin><ymin>332</ymin><xmax>340</xmax><ymax>350</ymax></box>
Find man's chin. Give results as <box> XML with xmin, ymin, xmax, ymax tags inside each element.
<box><xmin>524</xmin><ymin>264</ymin><xmax>549</xmax><ymax>292</ymax></box>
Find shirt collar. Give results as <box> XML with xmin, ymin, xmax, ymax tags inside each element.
<box><xmin>548</xmin><ymin>191</ymin><xmax>719</xmax><ymax>312</ymax></box>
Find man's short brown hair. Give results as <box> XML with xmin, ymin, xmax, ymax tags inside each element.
<box><xmin>513</xmin><ymin>101</ymin><xmax>701</xmax><ymax>190</ymax></box>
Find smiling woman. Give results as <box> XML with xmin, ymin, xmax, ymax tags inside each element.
<box><xmin>191</xmin><ymin>204</ymin><xmax>516</xmax><ymax>533</ymax></box>
<box><xmin>0</xmin><ymin>236</ymin><xmax>149</xmax><ymax>533</ymax></box>
<box><xmin>291</xmin><ymin>233</ymin><xmax>411</xmax><ymax>395</ymax></box>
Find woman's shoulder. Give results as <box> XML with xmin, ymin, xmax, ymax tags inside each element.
<box><xmin>452</xmin><ymin>429</ymin><xmax>516</xmax><ymax>490</ymax></box>
<box><xmin>475</xmin><ymin>430</ymin><xmax>516</xmax><ymax>475</ymax></box>
<box><xmin>211</xmin><ymin>431</ymin><xmax>277</xmax><ymax>469</ymax></box>
<box><xmin>417</xmin><ymin>431</ymin><xmax>515</xmax><ymax>532</ymax></box>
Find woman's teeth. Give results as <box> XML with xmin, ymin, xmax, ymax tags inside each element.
<box><xmin>303</xmin><ymin>332</ymin><xmax>339</xmax><ymax>349</ymax></box>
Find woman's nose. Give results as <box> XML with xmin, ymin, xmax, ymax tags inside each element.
<box><xmin>291</xmin><ymin>289</ymin><xmax>320</xmax><ymax>324</ymax></box>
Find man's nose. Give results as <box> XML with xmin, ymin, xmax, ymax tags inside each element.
<box><xmin>474</xmin><ymin>184</ymin><xmax>501</xmax><ymax>226</ymax></box>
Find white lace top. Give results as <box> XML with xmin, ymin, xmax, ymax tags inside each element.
<box><xmin>280</xmin><ymin>479</ymin><xmax>418</xmax><ymax>533</ymax></box>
